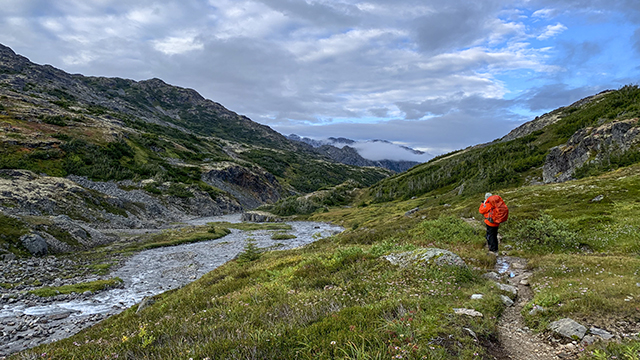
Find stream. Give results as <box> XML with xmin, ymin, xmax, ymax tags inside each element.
<box><xmin>0</xmin><ymin>214</ymin><xmax>343</xmax><ymax>357</ymax></box>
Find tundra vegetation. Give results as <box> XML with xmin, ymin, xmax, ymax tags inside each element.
<box><xmin>16</xmin><ymin>166</ymin><xmax>640</xmax><ymax>359</ymax></box>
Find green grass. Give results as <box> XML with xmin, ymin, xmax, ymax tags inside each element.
<box><xmin>523</xmin><ymin>254</ymin><xmax>640</xmax><ymax>333</ymax></box>
<box><xmin>271</xmin><ymin>232</ymin><xmax>297</xmax><ymax>240</ymax></box>
<box><xmin>127</xmin><ymin>226</ymin><xmax>232</xmax><ymax>252</ymax></box>
<box><xmin>28</xmin><ymin>278</ymin><xmax>124</xmax><ymax>297</ymax></box>
<box><xmin>0</xmin><ymin>213</ymin><xmax>30</xmax><ymax>257</ymax></box>
<box><xmin>89</xmin><ymin>263</ymin><xmax>114</xmax><ymax>276</ymax></box>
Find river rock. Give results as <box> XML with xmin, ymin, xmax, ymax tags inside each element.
<box><xmin>384</xmin><ymin>248</ymin><xmax>466</xmax><ymax>268</ymax></box>
<box><xmin>548</xmin><ymin>318</ymin><xmax>587</xmax><ymax>340</ymax></box>
<box><xmin>2</xmin><ymin>253</ymin><xmax>16</xmax><ymax>261</ymax></box>
<box><xmin>20</xmin><ymin>233</ymin><xmax>48</xmax><ymax>256</ymax></box>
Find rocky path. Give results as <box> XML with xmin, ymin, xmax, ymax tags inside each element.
<box><xmin>493</xmin><ymin>256</ymin><xmax>561</xmax><ymax>360</ymax></box>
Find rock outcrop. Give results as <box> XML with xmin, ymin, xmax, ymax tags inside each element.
<box><xmin>19</xmin><ymin>233</ymin><xmax>48</xmax><ymax>256</ymax></box>
<box><xmin>501</xmin><ymin>91</ymin><xmax>611</xmax><ymax>142</ymax></box>
<box><xmin>0</xmin><ymin>170</ymin><xmax>241</xmax><ymax>231</ymax></box>
<box><xmin>543</xmin><ymin>118</ymin><xmax>640</xmax><ymax>183</ymax></box>
<box><xmin>202</xmin><ymin>163</ymin><xmax>283</xmax><ymax>209</ymax></box>
<box><xmin>384</xmin><ymin>248</ymin><xmax>467</xmax><ymax>268</ymax></box>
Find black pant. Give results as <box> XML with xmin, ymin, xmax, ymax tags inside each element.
<box><xmin>486</xmin><ymin>225</ymin><xmax>499</xmax><ymax>252</ymax></box>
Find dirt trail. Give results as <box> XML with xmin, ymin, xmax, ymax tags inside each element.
<box><xmin>494</xmin><ymin>256</ymin><xmax>563</xmax><ymax>360</ymax></box>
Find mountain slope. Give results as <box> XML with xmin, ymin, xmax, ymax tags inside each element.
<box><xmin>0</xmin><ymin>43</ymin><xmax>390</xmax><ymax>255</ymax></box>
<box><xmin>367</xmin><ymin>85</ymin><xmax>640</xmax><ymax>202</ymax></box>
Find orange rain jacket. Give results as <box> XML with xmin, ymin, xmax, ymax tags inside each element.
<box><xmin>479</xmin><ymin>199</ymin><xmax>499</xmax><ymax>227</ymax></box>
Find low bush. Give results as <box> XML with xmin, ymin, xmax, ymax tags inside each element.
<box><xmin>411</xmin><ymin>216</ymin><xmax>481</xmax><ymax>245</ymax></box>
<box><xmin>503</xmin><ymin>214</ymin><xmax>579</xmax><ymax>253</ymax></box>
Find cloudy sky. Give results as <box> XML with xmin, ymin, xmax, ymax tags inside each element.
<box><xmin>1</xmin><ymin>0</ymin><xmax>640</xmax><ymax>159</ymax></box>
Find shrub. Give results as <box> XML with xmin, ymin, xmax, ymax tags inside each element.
<box><xmin>411</xmin><ymin>216</ymin><xmax>480</xmax><ymax>245</ymax></box>
<box><xmin>237</xmin><ymin>239</ymin><xmax>262</xmax><ymax>263</ymax></box>
<box><xmin>504</xmin><ymin>214</ymin><xmax>579</xmax><ymax>253</ymax></box>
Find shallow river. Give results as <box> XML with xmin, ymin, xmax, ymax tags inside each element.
<box><xmin>0</xmin><ymin>214</ymin><xmax>343</xmax><ymax>356</ymax></box>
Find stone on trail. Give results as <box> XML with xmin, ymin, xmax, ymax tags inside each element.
<box><xmin>482</xmin><ymin>272</ymin><xmax>500</xmax><ymax>281</ymax></box>
<box><xmin>500</xmin><ymin>295</ymin><xmax>514</xmax><ymax>307</ymax></box>
<box><xmin>589</xmin><ymin>327</ymin><xmax>614</xmax><ymax>340</ymax></box>
<box><xmin>493</xmin><ymin>282</ymin><xmax>517</xmax><ymax>295</ymax></box>
<box><xmin>548</xmin><ymin>318</ymin><xmax>587</xmax><ymax>340</ymax></box>
<box><xmin>383</xmin><ymin>248</ymin><xmax>466</xmax><ymax>268</ymax></box>
<box><xmin>453</xmin><ymin>308</ymin><xmax>483</xmax><ymax>317</ymax></box>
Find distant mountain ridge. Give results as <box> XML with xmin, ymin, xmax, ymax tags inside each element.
<box><xmin>0</xmin><ymin>42</ymin><xmax>391</xmax><ymax>257</ymax></box>
<box><xmin>286</xmin><ymin>134</ymin><xmax>425</xmax><ymax>172</ymax></box>
<box><xmin>368</xmin><ymin>85</ymin><xmax>640</xmax><ymax>202</ymax></box>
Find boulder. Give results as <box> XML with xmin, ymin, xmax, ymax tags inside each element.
<box><xmin>2</xmin><ymin>253</ymin><xmax>16</xmax><ymax>262</ymax></box>
<box><xmin>20</xmin><ymin>233</ymin><xmax>48</xmax><ymax>256</ymax></box>
<box><xmin>548</xmin><ymin>318</ymin><xmax>587</xmax><ymax>340</ymax></box>
<box><xmin>384</xmin><ymin>248</ymin><xmax>467</xmax><ymax>268</ymax></box>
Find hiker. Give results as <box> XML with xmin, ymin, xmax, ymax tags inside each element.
<box><xmin>479</xmin><ymin>193</ymin><xmax>508</xmax><ymax>255</ymax></box>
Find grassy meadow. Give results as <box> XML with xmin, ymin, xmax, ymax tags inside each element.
<box><xmin>14</xmin><ymin>163</ymin><xmax>640</xmax><ymax>359</ymax></box>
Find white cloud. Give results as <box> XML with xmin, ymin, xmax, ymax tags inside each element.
<box><xmin>0</xmin><ymin>0</ymin><xmax>635</xmax><ymax>156</ymax></box>
<box><xmin>153</xmin><ymin>34</ymin><xmax>204</xmax><ymax>55</ymax></box>
<box><xmin>532</xmin><ymin>8</ymin><xmax>556</xmax><ymax>19</ymax></box>
<box><xmin>352</xmin><ymin>141</ymin><xmax>433</xmax><ymax>162</ymax></box>
<box><xmin>537</xmin><ymin>23</ymin><xmax>568</xmax><ymax>40</ymax></box>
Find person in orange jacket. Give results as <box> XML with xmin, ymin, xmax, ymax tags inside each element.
<box><xmin>479</xmin><ymin>192</ymin><xmax>499</xmax><ymax>255</ymax></box>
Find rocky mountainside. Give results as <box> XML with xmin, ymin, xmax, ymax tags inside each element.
<box><xmin>368</xmin><ymin>85</ymin><xmax>640</xmax><ymax>202</ymax></box>
<box><xmin>286</xmin><ymin>134</ymin><xmax>422</xmax><ymax>172</ymax></box>
<box><xmin>0</xmin><ymin>43</ymin><xmax>390</xmax><ymax>257</ymax></box>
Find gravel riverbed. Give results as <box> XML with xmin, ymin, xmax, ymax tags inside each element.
<box><xmin>0</xmin><ymin>214</ymin><xmax>343</xmax><ymax>357</ymax></box>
